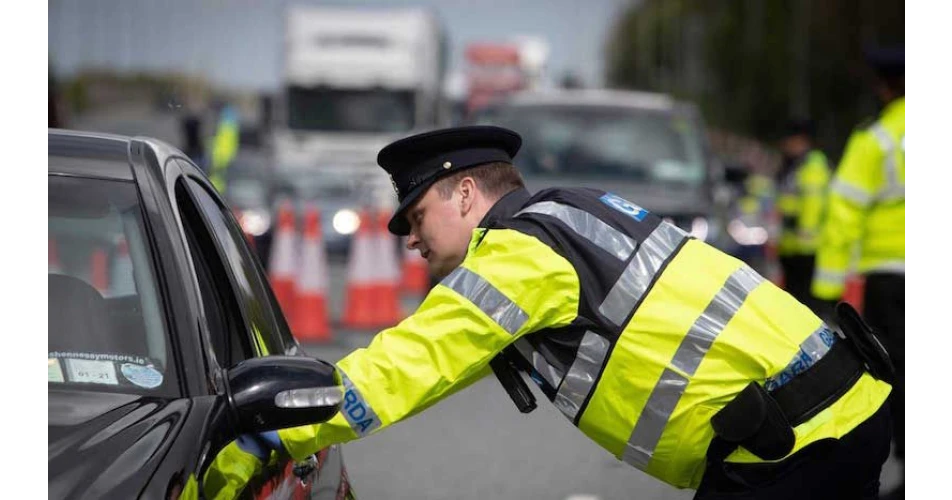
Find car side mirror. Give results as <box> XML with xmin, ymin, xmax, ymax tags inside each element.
<box><xmin>224</xmin><ymin>356</ymin><xmax>342</xmax><ymax>433</ymax></box>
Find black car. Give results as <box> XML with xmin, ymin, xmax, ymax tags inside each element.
<box><xmin>48</xmin><ymin>129</ymin><xmax>355</xmax><ymax>499</ymax></box>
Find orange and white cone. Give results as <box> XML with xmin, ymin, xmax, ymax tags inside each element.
<box><xmin>371</xmin><ymin>209</ymin><xmax>403</xmax><ymax>326</ymax></box>
<box><xmin>342</xmin><ymin>210</ymin><xmax>378</xmax><ymax>329</ymax></box>
<box><xmin>109</xmin><ymin>237</ymin><xmax>136</xmax><ymax>296</ymax></box>
<box><xmin>90</xmin><ymin>247</ymin><xmax>109</xmax><ymax>294</ymax></box>
<box><xmin>268</xmin><ymin>200</ymin><xmax>298</xmax><ymax>319</ymax></box>
<box><xmin>49</xmin><ymin>237</ymin><xmax>63</xmax><ymax>274</ymax></box>
<box><xmin>400</xmin><ymin>236</ymin><xmax>429</xmax><ymax>296</ymax></box>
<box><xmin>291</xmin><ymin>203</ymin><xmax>332</xmax><ymax>342</ymax></box>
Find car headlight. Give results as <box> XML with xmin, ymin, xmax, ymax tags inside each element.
<box><xmin>728</xmin><ymin>218</ymin><xmax>769</xmax><ymax>246</ymax></box>
<box><xmin>332</xmin><ymin>209</ymin><xmax>360</xmax><ymax>235</ymax></box>
<box><xmin>238</xmin><ymin>209</ymin><xmax>271</xmax><ymax>237</ymax></box>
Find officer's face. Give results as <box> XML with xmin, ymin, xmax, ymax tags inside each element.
<box><xmin>405</xmin><ymin>182</ymin><xmax>478</xmax><ymax>279</ymax></box>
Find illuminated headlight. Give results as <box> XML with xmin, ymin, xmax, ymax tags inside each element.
<box><xmin>275</xmin><ymin>386</ymin><xmax>343</xmax><ymax>408</ymax></box>
<box><xmin>728</xmin><ymin>219</ymin><xmax>769</xmax><ymax>245</ymax></box>
<box><xmin>332</xmin><ymin>209</ymin><xmax>360</xmax><ymax>235</ymax></box>
<box><xmin>238</xmin><ymin>209</ymin><xmax>271</xmax><ymax>237</ymax></box>
<box><xmin>689</xmin><ymin>217</ymin><xmax>709</xmax><ymax>241</ymax></box>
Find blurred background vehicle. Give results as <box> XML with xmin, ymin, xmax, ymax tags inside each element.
<box><xmin>269</xmin><ymin>5</ymin><xmax>449</xmax><ymax>256</ymax></box>
<box><xmin>468</xmin><ymin>89</ymin><xmax>736</xmax><ymax>252</ymax></box>
<box><xmin>49</xmin><ymin>129</ymin><xmax>354</xmax><ymax>499</ymax></box>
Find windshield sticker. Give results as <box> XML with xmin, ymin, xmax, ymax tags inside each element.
<box><xmin>65</xmin><ymin>359</ymin><xmax>118</xmax><ymax>385</ymax></box>
<box><xmin>600</xmin><ymin>193</ymin><xmax>649</xmax><ymax>222</ymax></box>
<box><xmin>120</xmin><ymin>363</ymin><xmax>164</xmax><ymax>389</ymax></box>
<box><xmin>49</xmin><ymin>351</ymin><xmax>149</xmax><ymax>365</ymax></box>
<box><xmin>48</xmin><ymin>358</ymin><xmax>65</xmax><ymax>383</ymax></box>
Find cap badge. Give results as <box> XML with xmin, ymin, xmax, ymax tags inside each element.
<box><xmin>443</xmin><ymin>161</ymin><xmax>452</xmax><ymax>169</ymax></box>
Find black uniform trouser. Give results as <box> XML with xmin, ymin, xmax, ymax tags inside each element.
<box><xmin>779</xmin><ymin>254</ymin><xmax>820</xmax><ymax>313</ymax></box>
<box><xmin>863</xmin><ymin>272</ymin><xmax>905</xmax><ymax>459</ymax></box>
<box><xmin>694</xmin><ymin>402</ymin><xmax>892</xmax><ymax>500</ymax></box>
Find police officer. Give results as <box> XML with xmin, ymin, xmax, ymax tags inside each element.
<box><xmin>224</xmin><ymin>126</ymin><xmax>892</xmax><ymax>498</ymax></box>
<box><xmin>812</xmin><ymin>45</ymin><xmax>905</xmax><ymax>495</ymax></box>
<box><xmin>776</xmin><ymin>118</ymin><xmax>831</xmax><ymax>311</ymax></box>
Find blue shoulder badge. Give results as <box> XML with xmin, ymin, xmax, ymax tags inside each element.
<box><xmin>600</xmin><ymin>193</ymin><xmax>649</xmax><ymax>222</ymax></box>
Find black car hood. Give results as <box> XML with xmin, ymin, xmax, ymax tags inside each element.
<box><xmin>49</xmin><ymin>389</ymin><xmax>189</xmax><ymax>499</ymax></box>
<box><xmin>524</xmin><ymin>175</ymin><xmax>712</xmax><ymax>217</ymax></box>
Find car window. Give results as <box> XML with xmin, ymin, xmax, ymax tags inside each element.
<box><xmin>48</xmin><ymin>174</ymin><xmax>178</xmax><ymax>396</ymax></box>
<box><xmin>181</xmin><ymin>175</ymin><xmax>291</xmax><ymax>357</ymax></box>
<box><xmin>176</xmin><ymin>180</ymin><xmax>254</xmax><ymax>368</ymax></box>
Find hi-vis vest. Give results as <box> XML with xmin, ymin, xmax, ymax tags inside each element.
<box><xmin>278</xmin><ymin>187</ymin><xmax>890</xmax><ymax>489</ymax></box>
<box><xmin>813</xmin><ymin>97</ymin><xmax>905</xmax><ymax>299</ymax></box>
<box><xmin>777</xmin><ymin>150</ymin><xmax>831</xmax><ymax>256</ymax></box>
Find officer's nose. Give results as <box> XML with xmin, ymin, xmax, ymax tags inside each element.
<box><xmin>406</xmin><ymin>231</ymin><xmax>420</xmax><ymax>251</ymax></box>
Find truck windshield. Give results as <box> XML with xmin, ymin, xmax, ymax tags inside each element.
<box><xmin>287</xmin><ymin>87</ymin><xmax>415</xmax><ymax>133</ymax></box>
<box><xmin>473</xmin><ymin>104</ymin><xmax>707</xmax><ymax>186</ymax></box>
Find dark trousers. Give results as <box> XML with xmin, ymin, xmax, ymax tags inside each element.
<box><xmin>863</xmin><ymin>273</ymin><xmax>905</xmax><ymax>459</ymax></box>
<box><xmin>694</xmin><ymin>403</ymin><xmax>892</xmax><ymax>500</ymax></box>
<box><xmin>779</xmin><ymin>254</ymin><xmax>819</xmax><ymax>313</ymax></box>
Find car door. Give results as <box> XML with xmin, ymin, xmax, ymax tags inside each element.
<box><xmin>174</xmin><ymin>167</ymin><xmax>318</xmax><ymax>499</ymax></box>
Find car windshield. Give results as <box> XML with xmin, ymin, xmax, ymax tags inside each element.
<box><xmin>472</xmin><ymin>104</ymin><xmax>707</xmax><ymax>185</ymax></box>
<box><xmin>49</xmin><ymin>174</ymin><xmax>177</xmax><ymax>396</ymax></box>
<box><xmin>287</xmin><ymin>87</ymin><xmax>415</xmax><ymax>133</ymax></box>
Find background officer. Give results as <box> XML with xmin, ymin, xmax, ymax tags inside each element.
<box><xmin>812</xmin><ymin>45</ymin><xmax>905</xmax><ymax>497</ymax></box>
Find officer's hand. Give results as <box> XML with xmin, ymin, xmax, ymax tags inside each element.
<box><xmin>235</xmin><ymin>430</ymin><xmax>284</xmax><ymax>461</ymax></box>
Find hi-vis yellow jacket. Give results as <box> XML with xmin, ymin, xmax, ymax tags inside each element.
<box><xmin>277</xmin><ymin>187</ymin><xmax>889</xmax><ymax>489</ymax></box>
<box><xmin>812</xmin><ymin>97</ymin><xmax>905</xmax><ymax>299</ymax></box>
<box><xmin>777</xmin><ymin>150</ymin><xmax>831</xmax><ymax>256</ymax></box>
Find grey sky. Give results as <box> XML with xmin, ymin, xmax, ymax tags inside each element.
<box><xmin>49</xmin><ymin>0</ymin><xmax>634</xmax><ymax>92</ymax></box>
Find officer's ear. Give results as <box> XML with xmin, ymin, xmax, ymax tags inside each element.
<box><xmin>457</xmin><ymin>176</ymin><xmax>477</xmax><ymax>216</ymax></box>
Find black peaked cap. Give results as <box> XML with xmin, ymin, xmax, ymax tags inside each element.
<box><xmin>377</xmin><ymin>125</ymin><xmax>522</xmax><ymax>235</ymax></box>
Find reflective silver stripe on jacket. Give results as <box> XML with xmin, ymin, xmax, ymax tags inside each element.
<box><xmin>622</xmin><ymin>265</ymin><xmax>764</xmax><ymax>469</ymax></box>
<box><xmin>553</xmin><ymin>331</ymin><xmax>611</xmax><ymax>421</ymax></box>
<box><xmin>831</xmin><ymin>179</ymin><xmax>872</xmax><ymax>207</ymax></box>
<box><xmin>599</xmin><ymin>223</ymin><xmax>687</xmax><ymax>326</ymax></box>
<box><xmin>339</xmin><ymin>368</ymin><xmax>382</xmax><ymax>437</ymax></box>
<box><xmin>442</xmin><ymin>267</ymin><xmax>529</xmax><ymax>335</ymax></box>
<box><xmin>869</xmin><ymin>123</ymin><xmax>904</xmax><ymax>202</ymax></box>
<box><xmin>867</xmin><ymin>260</ymin><xmax>905</xmax><ymax>275</ymax></box>
<box><xmin>516</xmin><ymin>201</ymin><xmax>637</xmax><ymax>261</ymax></box>
<box><xmin>514</xmin><ymin>338</ymin><xmax>564</xmax><ymax>388</ymax></box>
<box><xmin>814</xmin><ymin>268</ymin><xmax>847</xmax><ymax>285</ymax></box>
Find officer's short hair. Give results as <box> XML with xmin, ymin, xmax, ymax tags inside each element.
<box><xmin>433</xmin><ymin>161</ymin><xmax>525</xmax><ymax>200</ymax></box>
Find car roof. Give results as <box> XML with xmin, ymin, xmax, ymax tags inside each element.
<box><xmin>48</xmin><ymin>128</ymin><xmax>201</xmax><ymax>181</ymax></box>
<box><xmin>500</xmin><ymin>89</ymin><xmax>680</xmax><ymax>112</ymax></box>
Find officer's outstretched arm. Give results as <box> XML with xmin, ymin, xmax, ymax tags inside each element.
<box><xmin>278</xmin><ymin>228</ymin><xmax>581</xmax><ymax>461</ymax></box>
<box><xmin>812</xmin><ymin>131</ymin><xmax>881</xmax><ymax>300</ymax></box>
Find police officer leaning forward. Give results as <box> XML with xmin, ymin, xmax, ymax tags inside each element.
<box><xmin>219</xmin><ymin>126</ymin><xmax>894</xmax><ymax>499</ymax></box>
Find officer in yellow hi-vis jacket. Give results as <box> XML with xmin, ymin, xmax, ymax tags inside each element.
<box><xmin>812</xmin><ymin>46</ymin><xmax>905</xmax><ymax>488</ymax></box>
<box><xmin>221</xmin><ymin>126</ymin><xmax>892</xmax><ymax>499</ymax></box>
<box><xmin>776</xmin><ymin>119</ymin><xmax>830</xmax><ymax>311</ymax></box>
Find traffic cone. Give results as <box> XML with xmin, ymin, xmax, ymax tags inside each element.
<box><xmin>342</xmin><ymin>210</ymin><xmax>378</xmax><ymax>329</ymax></box>
<box><xmin>90</xmin><ymin>247</ymin><xmax>109</xmax><ymax>293</ymax></box>
<box><xmin>49</xmin><ymin>237</ymin><xmax>63</xmax><ymax>274</ymax></box>
<box><xmin>291</xmin><ymin>203</ymin><xmax>332</xmax><ymax>343</ymax></box>
<box><xmin>843</xmin><ymin>274</ymin><xmax>865</xmax><ymax>314</ymax></box>
<box><xmin>109</xmin><ymin>237</ymin><xmax>136</xmax><ymax>296</ymax></box>
<box><xmin>268</xmin><ymin>200</ymin><xmax>298</xmax><ymax>319</ymax></box>
<box><xmin>371</xmin><ymin>209</ymin><xmax>403</xmax><ymax>326</ymax></box>
<box><xmin>400</xmin><ymin>236</ymin><xmax>430</xmax><ymax>296</ymax></box>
